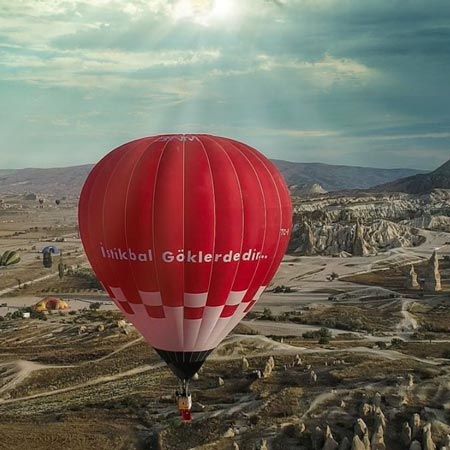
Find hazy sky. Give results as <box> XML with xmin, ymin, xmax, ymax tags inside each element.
<box><xmin>1</xmin><ymin>0</ymin><xmax>449</xmax><ymax>169</ymax></box>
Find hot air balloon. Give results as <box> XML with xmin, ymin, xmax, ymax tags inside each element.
<box><xmin>41</xmin><ymin>246</ymin><xmax>60</xmax><ymax>269</ymax></box>
<box><xmin>55</xmin><ymin>199</ymin><xmax>61</xmax><ymax>206</ymax></box>
<box><xmin>41</xmin><ymin>246</ymin><xmax>60</xmax><ymax>255</ymax></box>
<box><xmin>78</xmin><ymin>134</ymin><xmax>292</xmax><ymax>420</ymax></box>
<box><xmin>0</xmin><ymin>250</ymin><xmax>21</xmax><ymax>266</ymax></box>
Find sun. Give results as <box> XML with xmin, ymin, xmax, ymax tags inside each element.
<box><xmin>173</xmin><ymin>0</ymin><xmax>236</xmax><ymax>25</ymax></box>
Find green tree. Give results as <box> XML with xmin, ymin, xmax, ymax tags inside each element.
<box><xmin>58</xmin><ymin>255</ymin><xmax>65</xmax><ymax>279</ymax></box>
<box><xmin>89</xmin><ymin>302</ymin><xmax>102</xmax><ymax>311</ymax></box>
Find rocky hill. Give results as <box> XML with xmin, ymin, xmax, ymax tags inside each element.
<box><xmin>290</xmin><ymin>219</ymin><xmax>425</xmax><ymax>256</ymax></box>
<box><xmin>0</xmin><ymin>161</ymin><xmax>425</xmax><ymax>196</ymax></box>
<box><xmin>375</xmin><ymin>158</ymin><xmax>450</xmax><ymax>194</ymax></box>
<box><xmin>289</xmin><ymin>183</ymin><xmax>327</xmax><ymax>197</ymax></box>
<box><xmin>272</xmin><ymin>160</ymin><xmax>425</xmax><ymax>191</ymax></box>
<box><xmin>0</xmin><ymin>165</ymin><xmax>92</xmax><ymax>198</ymax></box>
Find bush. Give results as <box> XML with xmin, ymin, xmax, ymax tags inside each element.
<box><xmin>261</xmin><ymin>308</ymin><xmax>274</xmax><ymax>320</ymax></box>
<box><xmin>391</xmin><ymin>338</ymin><xmax>405</xmax><ymax>348</ymax></box>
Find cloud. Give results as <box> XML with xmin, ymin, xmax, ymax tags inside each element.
<box><xmin>0</xmin><ymin>47</ymin><xmax>220</xmax><ymax>90</ymax></box>
<box><xmin>256</xmin><ymin>53</ymin><xmax>374</xmax><ymax>86</ymax></box>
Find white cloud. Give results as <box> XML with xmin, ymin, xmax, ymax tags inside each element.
<box><xmin>256</xmin><ymin>53</ymin><xmax>373</xmax><ymax>86</ymax></box>
<box><xmin>0</xmin><ymin>47</ymin><xmax>221</xmax><ymax>89</ymax></box>
<box><xmin>367</xmin><ymin>132</ymin><xmax>450</xmax><ymax>141</ymax></box>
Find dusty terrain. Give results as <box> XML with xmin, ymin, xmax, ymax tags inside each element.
<box><xmin>0</xmin><ymin>190</ymin><xmax>449</xmax><ymax>449</ymax></box>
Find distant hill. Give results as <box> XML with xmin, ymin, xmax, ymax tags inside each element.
<box><xmin>375</xmin><ymin>159</ymin><xmax>450</xmax><ymax>194</ymax></box>
<box><xmin>0</xmin><ymin>160</ymin><xmax>426</xmax><ymax>197</ymax></box>
<box><xmin>0</xmin><ymin>165</ymin><xmax>93</xmax><ymax>198</ymax></box>
<box><xmin>272</xmin><ymin>160</ymin><xmax>425</xmax><ymax>191</ymax></box>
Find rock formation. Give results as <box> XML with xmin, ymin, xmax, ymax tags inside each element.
<box><xmin>290</xmin><ymin>218</ymin><xmax>423</xmax><ymax>256</ymax></box>
<box><xmin>423</xmin><ymin>423</ymin><xmax>436</xmax><ymax>450</ymax></box>
<box><xmin>339</xmin><ymin>437</ymin><xmax>350</xmax><ymax>450</ymax></box>
<box><xmin>351</xmin><ymin>435</ymin><xmax>365</xmax><ymax>450</ymax></box>
<box><xmin>256</xmin><ymin>439</ymin><xmax>268</xmax><ymax>450</ymax></box>
<box><xmin>406</xmin><ymin>265</ymin><xmax>420</xmax><ymax>289</ymax></box>
<box><xmin>354</xmin><ymin>419</ymin><xmax>368</xmax><ymax>438</ymax></box>
<box><xmin>362</xmin><ymin>432</ymin><xmax>370</xmax><ymax>450</ymax></box>
<box><xmin>353</xmin><ymin>221</ymin><xmax>371</xmax><ymax>256</ymax></box>
<box><xmin>263</xmin><ymin>360</ymin><xmax>273</xmax><ymax>378</ymax></box>
<box><xmin>374</xmin><ymin>408</ymin><xmax>386</xmax><ymax>430</ymax></box>
<box><xmin>443</xmin><ymin>435</ymin><xmax>450</xmax><ymax>447</ymax></box>
<box><xmin>373</xmin><ymin>392</ymin><xmax>382</xmax><ymax>408</ymax></box>
<box><xmin>371</xmin><ymin>424</ymin><xmax>386</xmax><ymax>450</ymax></box>
<box><xmin>295</xmin><ymin>220</ymin><xmax>316</xmax><ymax>255</ymax></box>
<box><xmin>424</xmin><ymin>251</ymin><xmax>442</xmax><ymax>292</ymax></box>
<box><xmin>242</xmin><ymin>357</ymin><xmax>249</xmax><ymax>371</ymax></box>
<box><xmin>322</xmin><ymin>426</ymin><xmax>339</xmax><ymax>450</ymax></box>
<box><xmin>312</xmin><ymin>426</ymin><xmax>324</xmax><ymax>450</ymax></box>
<box><xmin>411</xmin><ymin>414</ymin><xmax>423</xmax><ymax>441</ymax></box>
<box><xmin>402</xmin><ymin>422</ymin><xmax>412</xmax><ymax>446</ymax></box>
<box><xmin>410</xmin><ymin>442</ymin><xmax>422</xmax><ymax>450</ymax></box>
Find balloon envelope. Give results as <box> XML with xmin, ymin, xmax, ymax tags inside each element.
<box><xmin>42</xmin><ymin>246</ymin><xmax>60</xmax><ymax>255</ymax></box>
<box><xmin>78</xmin><ymin>134</ymin><xmax>292</xmax><ymax>379</ymax></box>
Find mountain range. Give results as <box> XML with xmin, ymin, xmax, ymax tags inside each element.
<box><xmin>271</xmin><ymin>160</ymin><xmax>425</xmax><ymax>191</ymax></box>
<box><xmin>0</xmin><ymin>160</ymin><xmax>436</xmax><ymax>197</ymax></box>
<box><xmin>374</xmin><ymin>158</ymin><xmax>450</xmax><ymax>194</ymax></box>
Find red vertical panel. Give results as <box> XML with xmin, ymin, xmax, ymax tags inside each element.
<box><xmin>226</xmin><ymin>139</ymin><xmax>282</xmax><ymax>302</ymax></box>
<box><xmin>239</xmin><ymin>143</ymin><xmax>292</xmax><ymax>288</ymax></box>
<box><xmin>79</xmin><ymin>144</ymin><xmax>132</xmax><ymax>293</ymax></box>
<box><xmin>200</xmin><ymin>136</ymin><xmax>243</xmax><ymax>307</ymax></box>
<box><xmin>153</xmin><ymin>139</ymin><xmax>184</xmax><ymax>307</ymax></box>
<box><xmin>183</xmin><ymin>138</ymin><xmax>215</xmax><ymax>294</ymax></box>
<box><xmin>216</xmin><ymin>137</ymin><xmax>266</xmax><ymax>293</ymax></box>
<box><xmin>124</xmin><ymin>139</ymin><xmax>167</xmax><ymax>293</ymax></box>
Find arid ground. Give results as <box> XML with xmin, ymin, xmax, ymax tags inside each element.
<box><xmin>0</xmin><ymin>193</ymin><xmax>449</xmax><ymax>449</ymax></box>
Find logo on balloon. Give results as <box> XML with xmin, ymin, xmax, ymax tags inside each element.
<box><xmin>157</xmin><ymin>135</ymin><xmax>200</xmax><ymax>142</ymax></box>
<box><xmin>100</xmin><ymin>244</ymin><xmax>268</xmax><ymax>263</ymax></box>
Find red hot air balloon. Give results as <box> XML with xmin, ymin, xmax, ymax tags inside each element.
<box><xmin>78</xmin><ymin>134</ymin><xmax>292</xmax><ymax>418</ymax></box>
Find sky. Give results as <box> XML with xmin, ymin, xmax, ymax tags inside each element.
<box><xmin>0</xmin><ymin>0</ymin><xmax>449</xmax><ymax>170</ymax></box>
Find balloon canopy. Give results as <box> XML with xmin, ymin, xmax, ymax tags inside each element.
<box><xmin>41</xmin><ymin>246</ymin><xmax>60</xmax><ymax>255</ymax></box>
<box><xmin>78</xmin><ymin>134</ymin><xmax>292</xmax><ymax>380</ymax></box>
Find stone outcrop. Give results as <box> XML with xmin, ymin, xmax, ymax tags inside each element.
<box><xmin>353</xmin><ymin>221</ymin><xmax>371</xmax><ymax>256</ymax></box>
<box><xmin>424</xmin><ymin>251</ymin><xmax>442</xmax><ymax>292</ymax></box>
<box><xmin>410</xmin><ymin>441</ymin><xmax>422</xmax><ymax>450</ymax></box>
<box><xmin>339</xmin><ymin>437</ymin><xmax>350</xmax><ymax>450</ymax></box>
<box><xmin>371</xmin><ymin>424</ymin><xmax>386</xmax><ymax>450</ymax></box>
<box><xmin>293</xmin><ymin>190</ymin><xmax>450</xmax><ymax>224</ymax></box>
<box><xmin>291</xmin><ymin>219</ymin><xmax>424</xmax><ymax>256</ymax></box>
<box><xmin>242</xmin><ymin>357</ymin><xmax>249</xmax><ymax>371</ymax></box>
<box><xmin>406</xmin><ymin>265</ymin><xmax>420</xmax><ymax>289</ymax></box>
<box><xmin>423</xmin><ymin>423</ymin><xmax>436</xmax><ymax>450</ymax></box>
<box><xmin>402</xmin><ymin>422</ymin><xmax>412</xmax><ymax>446</ymax></box>
<box><xmin>411</xmin><ymin>414</ymin><xmax>422</xmax><ymax>440</ymax></box>
<box><xmin>294</xmin><ymin>220</ymin><xmax>316</xmax><ymax>255</ymax></box>
<box><xmin>362</xmin><ymin>432</ymin><xmax>370</xmax><ymax>450</ymax></box>
<box><xmin>354</xmin><ymin>419</ymin><xmax>368</xmax><ymax>438</ymax></box>
<box><xmin>351</xmin><ymin>435</ymin><xmax>365</xmax><ymax>450</ymax></box>
<box><xmin>263</xmin><ymin>360</ymin><xmax>273</xmax><ymax>378</ymax></box>
<box><xmin>312</xmin><ymin>426</ymin><xmax>324</xmax><ymax>450</ymax></box>
<box><xmin>322</xmin><ymin>426</ymin><xmax>338</xmax><ymax>450</ymax></box>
